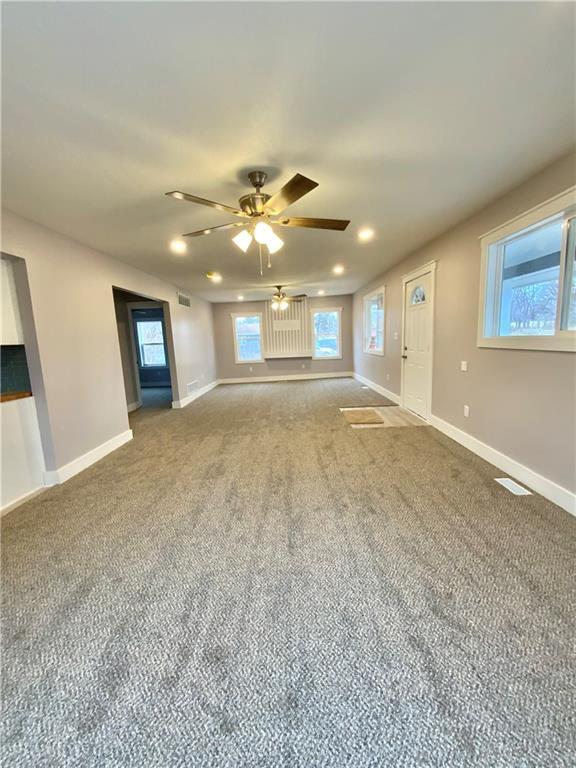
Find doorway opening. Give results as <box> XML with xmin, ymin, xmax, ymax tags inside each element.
<box><xmin>131</xmin><ymin>306</ymin><xmax>172</xmax><ymax>408</ymax></box>
<box><xmin>400</xmin><ymin>261</ymin><xmax>436</xmax><ymax>420</ymax></box>
<box><xmin>112</xmin><ymin>288</ymin><xmax>175</xmax><ymax>412</ymax></box>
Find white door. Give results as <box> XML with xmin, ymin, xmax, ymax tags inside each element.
<box><xmin>402</xmin><ymin>272</ymin><xmax>432</xmax><ymax>419</ymax></box>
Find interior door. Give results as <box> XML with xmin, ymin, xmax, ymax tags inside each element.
<box><xmin>402</xmin><ymin>272</ymin><xmax>432</xmax><ymax>418</ymax></box>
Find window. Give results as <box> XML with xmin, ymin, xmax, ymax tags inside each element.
<box><xmin>232</xmin><ymin>313</ymin><xmax>263</xmax><ymax>363</ymax></box>
<box><xmin>136</xmin><ymin>320</ymin><xmax>167</xmax><ymax>366</ymax></box>
<box><xmin>363</xmin><ymin>286</ymin><xmax>385</xmax><ymax>355</ymax></box>
<box><xmin>410</xmin><ymin>286</ymin><xmax>426</xmax><ymax>305</ymax></box>
<box><xmin>478</xmin><ymin>188</ymin><xmax>576</xmax><ymax>351</ymax></box>
<box><xmin>311</xmin><ymin>308</ymin><xmax>342</xmax><ymax>359</ymax></box>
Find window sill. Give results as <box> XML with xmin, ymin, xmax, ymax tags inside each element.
<box><xmin>477</xmin><ymin>335</ymin><xmax>576</xmax><ymax>352</ymax></box>
<box><xmin>312</xmin><ymin>355</ymin><xmax>343</xmax><ymax>361</ymax></box>
<box><xmin>234</xmin><ymin>359</ymin><xmax>264</xmax><ymax>365</ymax></box>
<box><xmin>364</xmin><ymin>349</ymin><xmax>385</xmax><ymax>357</ymax></box>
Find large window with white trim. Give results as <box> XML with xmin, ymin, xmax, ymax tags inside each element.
<box><xmin>363</xmin><ymin>286</ymin><xmax>385</xmax><ymax>355</ymax></box>
<box><xmin>478</xmin><ymin>189</ymin><xmax>576</xmax><ymax>351</ymax></box>
<box><xmin>232</xmin><ymin>313</ymin><xmax>263</xmax><ymax>363</ymax></box>
<box><xmin>311</xmin><ymin>308</ymin><xmax>342</xmax><ymax>359</ymax></box>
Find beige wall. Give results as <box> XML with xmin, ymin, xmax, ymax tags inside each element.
<box><xmin>354</xmin><ymin>152</ymin><xmax>576</xmax><ymax>493</ymax></box>
<box><xmin>2</xmin><ymin>209</ymin><xmax>217</xmax><ymax>471</ymax></box>
<box><xmin>212</xmin><ymin>294</ymin><xmax>354</xmax><ymax>380</ymax></box>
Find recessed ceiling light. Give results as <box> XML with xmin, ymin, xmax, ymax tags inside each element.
<box><xmin>206</xmin><ymin>271</ymin><xmax>222</xmax><ymax>283</ymax></box>
<box><xmin>170</xmin><ymin>238</ymin><xmax>187</xmax><ymax>254</ymax></box>
<box><xmin>318</xmin><ymin>289</ymin><xmax>325</xmax><ymax>295</ymax></box>
<box><xmin>333</xmin><ymin>265</ymin><xmax>344</xmax><ymax>275</ymax></box>
<box><xmin>237</xmin><ymin>295</ymin><xmax>244</xmax><ymax>301</ymax></box>
<box><xmin>358</xmin><ymin>227</ymin><xmax>375</xmax><ymax>242</ymax></box>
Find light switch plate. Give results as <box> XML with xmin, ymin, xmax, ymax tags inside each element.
<box><xmin>460</xmin><ymin>361</ymin><xmax>468</xmax><ymax>372</ymax></box>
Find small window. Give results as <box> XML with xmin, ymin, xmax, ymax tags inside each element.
<box><xmin>363</xmin><ymin>286</ymin><xmax>385</xmax><ymax>355</ymax></box>
<box><xmin>136</xmin><ymin>320</ymin><xmax>167</xmax><ymax>366</ymax></box>
<box><xmin>410</xmin><ymin>286</ymin><xmax>426</xmax><ymax>305</ymax></box>
<box><xmin>232</xmin><ymin>313</ymin><xmax>263</xmax><ymax>363</ymax></box>
<box><xmin>312</xmin><ymin>308</ymin><xmax>342</xmax><ymax>359</ymax></box>
<box><xmin>478</xmin><ymin>188</ymin><xmax>576</xmax><ymax>351</ymax></box>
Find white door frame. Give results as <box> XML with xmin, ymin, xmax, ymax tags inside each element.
<box><xmin>400</xmin><ymin>260</ymin><xmax>437</xmax><ymax>420</ymax></box>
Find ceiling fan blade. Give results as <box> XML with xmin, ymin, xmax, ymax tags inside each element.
<box><xmin>166</xmin><ymin>191</ymin><xmax>247</xmax><ymax>217</ymax></box>
<box><xmin>182</xmin><ymin>222</ymin><xmax>245</xmax><ymax>237</ymax></box>
<box><xmin>264</xmin><ymin>174</ymin><xmax>319</xmax><ymax>215</ymax></box>
<box><xmin>274</xmin><ymin>216</ymin><xmax>350</xmax><ymax>231</ymax></box>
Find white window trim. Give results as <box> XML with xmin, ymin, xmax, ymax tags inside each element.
<box><xmin>477</xmin><ymin>187</ymin><xmax>576</xmax><ymax>352</ymax></box>
<box><xmin>311</xmin><ymin>306</ymin><xmax>343</xmax><ymax>360</ymax></box>
<box><xmin>363</xmin><ymin>285</ymin><xmax>386</xmax><ymax>356</ymax></box>
<box><xmin>231</xmin><ymin>312</ymin><xmax>263</xmax><ymax>364</ymax></box>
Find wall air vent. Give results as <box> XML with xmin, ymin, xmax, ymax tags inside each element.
<box><xmin>177</xmin><ymin>292</ymin><xmax>191</xmax><ymax>308</ymax></box>
<box><xmin>494</xmin><ymin>478</ymin><xmax>532</xmax><ymax>496</ymax></box>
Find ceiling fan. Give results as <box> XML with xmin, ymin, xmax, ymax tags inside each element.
<box><xmin>270</xmin><ymin>285</ymin><xmax>307</xmax><ymax>311</ymax></box>
<box><xmin>166</xmin><ymin>170</ymin><xmax>350</xmax><ymax>274</ymax></box>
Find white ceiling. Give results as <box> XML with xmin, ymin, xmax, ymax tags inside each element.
<box><xmin>2</xmin><ymin>2</ymin><xmax>574</xmax><ymax>302</ymax></box>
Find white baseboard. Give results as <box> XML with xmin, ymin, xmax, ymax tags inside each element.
<box><xmin>1</xmin><ymin>486</ymin><xmax>45</xmax><ymax>516</ymax></box>
<box><xmin>353</xmin><ymin>372</ymin><xmax>574</xmax><ymax>516</ymax></box>
<box><xmin>172</xmin><ymin>380</ymin><xmax>218</xmax><ymax>409</ymax></box>
<box><xmin>353</xmin><ymin>372</ymin><xmax>401</xmax><ymax>404</ymax></box>
<box><xmin>43</xmin><ymin>429</ymin><xmax>133</xmax><ymax>486</ymax></box>
<box><xmin>219</xmin><ymin>371</ymin><xmax>354</xmax><ymax>384</ymax></box>
<box><xmin>429</xmin><ymin>414</ymin><xmax>575</xmax><ymax>516</ymax></box>
<box><xmin>127</xmin><ymin>400</ymin><xmax>141</xmax><ymax>413</ymax></box>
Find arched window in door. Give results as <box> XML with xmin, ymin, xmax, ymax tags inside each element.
<box><xmin>410</xmin><ymin>285</ymin><xmax>426</xmax><ymax>305</ymax></box>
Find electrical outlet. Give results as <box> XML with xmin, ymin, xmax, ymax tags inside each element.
<box><xmin>249</xmin><ymin>366</ymin><xmax>253</xmax><ymax>372</ymax></box>
<box><xmin>464</xmin><ymin>405</ymin><xmax>470</xmax><ymax>418</ymax></box>
<box><xmin>460</xmin><ymin>361</ymin><xmax>468</xmax><ymax>372</ymax></box>
<box><xmin>386</xmin><ymin>373</ymin><xmax>390</xmax><ymax>381</ymax></box>
<box><xmin>302</xmin><ymin>363</ymin><xmax>306</xmax><ymax>369</ymax></box>
<box><xmin>394</xmin><ymin>331</ymin><xmax>399</xmax><ymax>341</ymax></box>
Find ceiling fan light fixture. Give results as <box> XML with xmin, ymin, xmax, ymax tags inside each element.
<box><xmin>271</xmin><ymin>300</ymin><xmax>279</xmax><ymax>311</ymax></box>
<box><xmin>254</xmin><ymin>221</ymin><xmax>274</xmax><ymax>245</ymax></box>
<box><xmin>206</xmin><ymin>271</ymin><xmax>222</xmax><ymax>283</ymax></box>
<box><xmin>232</xmin><ymin>229</ymin><xmax>253</xmax><ymax>253</ymax></box>
<box><xmin>279</xmin><ymin>299</ymin><xmax>289</xmax><ymax>311</ymax></box>
<box><xmin>266</xmin><ymin>231</ymin><xmax>284</xmax><ymax>254</ymax></box>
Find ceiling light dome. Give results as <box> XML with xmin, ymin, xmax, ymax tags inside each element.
<box><xmin>254</xmin><ymin>221</ymin><xmax>274</xmax><ymax>245</ymax></box>
<box><xmin>266</xmin><ymin>230</ymin><xmax>284</xmax><ymax>254</ymax></box>
<box><xmin>232</xmin><ymin>230</ymin><xmax>253</xmax><ymax>253</ymax></box>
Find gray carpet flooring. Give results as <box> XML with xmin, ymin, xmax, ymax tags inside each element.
<box><xmin>2</xmin><ymin>378</ymin><xmax>575</xmax><ymax>767</ymax></box>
